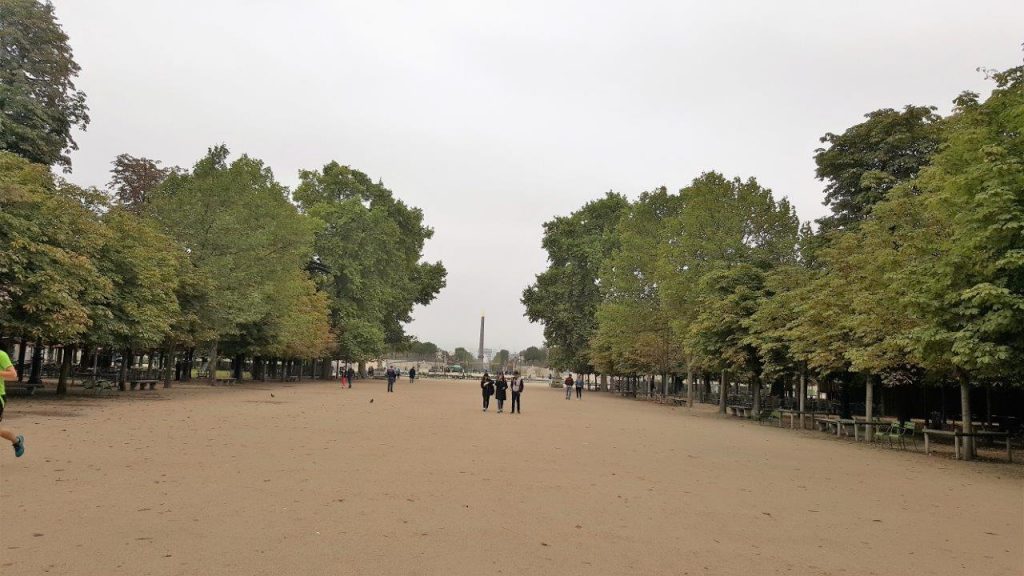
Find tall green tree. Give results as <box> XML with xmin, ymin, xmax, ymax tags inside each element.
<box><xmin>0</xmin><ymin>0</ymin><xmax>89</xmax><ymax>169</ymax></box>
<box><xmin>0</xmin><ymin>152</ymin><xmax>109</xmax><ymax>342</ymax></box>
<box><xmin>522</xmin><ymin>192</ymin><xmax>629</xmax><ymax>372</ymax></box>
<box><xmin>815</xmin><ymin>105</ymin><xmax>943</xmax><ymax>233</ymax></box>
<box><xmin>147</xmin><ymin>146</ymin><xmax>316</xmax><ymax>382</ymax></box>
<box><xmin>294</xmin><ymin>162</ymin><xmax>446</xmax><ymax>363</ymax></box>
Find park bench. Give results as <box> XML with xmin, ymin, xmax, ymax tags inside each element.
<box><xmin>668</xmin><ymin>396</ymin><xmax>687</xmax><ymax>406</ymax></box>
<box><xmin>214</xmin><ymin>377</ymin><xmax>237</xmax><ymax>385</ymax></box>
<box><xmin>924</xmin><ymin>429</ymin><xmax>1012</xmax><ymax>462</ymax></box>
<box><xmin>727</xmin><ymin>405</ymin><xmax>745</xmax><ymax>417</ymax></box>
<box><xmin>283</xmin><ymin>375</ymin><xmax>299</xmax><ymax>382</ymax></box>
<box><xmin>129</xmin><ymin>379</ymin><xmax>159</xmax><ymax>391</ymax></box>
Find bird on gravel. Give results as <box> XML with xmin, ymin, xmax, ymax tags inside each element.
<box><xmin>270</xmin><ymin>393</ymin><xmax>275</xmax><ymax>398</ymax></box>
<box><xmin>370</xmin><ymin>398</ymin><xmax>374</xmax><ymax>403</ymax></box>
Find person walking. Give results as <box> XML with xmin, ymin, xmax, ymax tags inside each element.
<box><xmin>409</xmin><ymin>367</ymin><xmax>416</xmax><ymax>383</ymax></box>
<box><xmin>0</xmin><ymin>347</ymin><xmax>25</xmax><ymax>457</ymax></box>
<box><xmin>564</xmin><ymin>373</ymin><xmax>574</xmax><ymax>400</ymax></box>
<box><xmin>494</xmin><ymin>374</ymin><xmax>508</xmax><ymax>413</ymax></box>
<box><xmin>510</xmin><ymin>371</ymin><xmax>524</xmax><ymax>414</ymax></box>
<box><xmin>481</xmin><ymin>373</ymin><xmax>494</xmax><ymax>412</ymax></box>
<box><xmin>386</xmin><ymin>366</ymin><xmax>396</xmax><ymax>393</ymax></box>
<box><xmin>346</xmin><ymin>366</ymin><xmax>355</xmax><ymax>388</ymax></box>
<box><xmin>575</xmin><ymin>373</ymin><xmax>584</xmax><ymax>399</ymax></box>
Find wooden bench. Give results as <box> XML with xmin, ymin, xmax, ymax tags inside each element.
<box><xmin>925</xmin><ymin>429</ymin><xmax>1013</xmax><ymax>462</ymax></box>
<box><xmin>284</xmin><ymin>375</ymin><xmax>299</xmax><ymax>382</ymax></box>
<box><xmin>214</xmin><ymin>378</ymin><xmax>237</xmax><ymax>386</ymax></box>
<box><xmin>129</xmin><ymin>379</ymin><xmax>160</xmax><ymax>391</ymax></box>
<box><xmin>668</xmin><ymin>396</ymin><xmax>687</xmax><ymax>406</ymax></box>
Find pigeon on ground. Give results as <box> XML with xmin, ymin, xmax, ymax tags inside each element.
<box><xmin>370</xmin><ymin>398</ymin><xmax>374</xmax><ymax>403</ymax></box>
<box><xmin>270</xmin><ymin>393</ymin><xmax>275</xmax><ymax>398</ymax></box>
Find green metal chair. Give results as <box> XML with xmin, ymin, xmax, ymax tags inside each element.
<box><xmin>902</xmin><ymin>421</ymin><xmax>918</xmax><ymax>450</ymax></box>
<box><xmin>887</xmin><ymin>421</ymin><xmax>906</xmax><ymax>449</ymax></box>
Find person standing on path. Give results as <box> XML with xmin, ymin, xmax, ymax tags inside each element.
<box><xmin>386</xmin><ymin>366</ymin><xmax>396</xmax><ymax>393</ymax></box>
<box><xmin>0</xmin><ymin>348</ymin><xmax>26</xmax><ymax>457</ymax></box>
<box><xmin>481</xmin><ymin>373</ymin><xmax>494</xmax><ymax>412</ymax></box>
<box><xmin>564</xmin><ymin>374</ymin><xmax>574</xmax><ymax>400</ymax></box>
<box><xmin>510</xmin><ymin>372</ymin><xmax>523</xmax><ymax>414</ymax></box>
<box><xmin>346</xmin><ymin>366</ymin><xmax>355</xmax><ymax>388</ymax></box>
<box><xmin>409</xmin><ymin>367</ymin><xmax>416</xmax><ymax>383</ymax></box>
<box><xmin>494</xmin><ymin>374</ymin><xmax>508</xmax><ymax>413</ymax></box>
<box><xmin>575</xmin><ymin>374</ymin><xmax>584</xmax><ymax>399</ymax></box>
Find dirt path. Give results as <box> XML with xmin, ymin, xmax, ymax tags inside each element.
<box><xmin>1</xmin><ymin>379</ymin><xmax>1021</xmax><ymax>575</ymax></box>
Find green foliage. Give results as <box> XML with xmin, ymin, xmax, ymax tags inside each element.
<box><xmin>592</xmin><ymin>188</ymin><xmax>681</xmax><ymax>376</ymax></box>
<box><xmin>522</xmin><ymin>192</ymin><xmax>629</xmax><ymax>372</ymax></box>
<box><xmin>89</xmin><ymin>208</ymin><xmax>182</xmax><ymax>351</ymax></box>
<box><xmin>295</xmin><ymin>162</ymin><xmax>446</xmax><ymax>361</ymax></box>
<box><xmin>520</xmin><ymin>345</ymin><xmax>547</xmax><ymax>364</ymax></box>
<box><xmin>815</xmin><ymin>105</ymin><xmax>942</xmax><ymax>233</ymax></box>
<box><xmin>0</xmin><ymin>0</ymin><xmax>89</xmax><ymax>169</ymax></box>
<box><xmin>147</xmin><ymin>146</ymin><xmax>316</xmax><ymax>351</ymax></box>
<box><xmin>452</xmin><ymin>347</ymin><xmax>475</xmax><ymax>366</ymax></box>
<box><xmin>0</xmin><ymin>152</ymin><xmax>109</xmax><ymax>340</ymax></box>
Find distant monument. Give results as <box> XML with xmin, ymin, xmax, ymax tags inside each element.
<box><xmin>477</xmin><ymin>314</ymin><xmax>485</xmax><ymax>366</ymax></box>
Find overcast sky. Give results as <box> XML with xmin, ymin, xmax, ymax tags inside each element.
<box><xmin>53</xmin><ymin>1</ymin><xmax>1022</xmax><ymax>354</ymax></box>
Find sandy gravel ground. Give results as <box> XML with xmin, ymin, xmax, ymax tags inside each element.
<box><xmin>1</xmin><ymin>378</ymin><xmax>1021</xmax><ymax>576</ymax></box>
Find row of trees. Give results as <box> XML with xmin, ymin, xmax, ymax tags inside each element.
<box><xmin>0</xmin><ymin>1</ymin><xmax>446</xmax><ymax>388</ymax></box>
<box><xmin>524</xmin><ymin>63</ymin><xmax>1023</xmax><ymax>458</ymax></box>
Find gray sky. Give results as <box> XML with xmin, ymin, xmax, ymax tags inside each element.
<box><xmin>54</xmin><ymin>1</ymin><xmax>1023</xmax><ymax>354</ymax></box>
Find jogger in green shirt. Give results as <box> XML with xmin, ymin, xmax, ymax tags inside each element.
<box><xmin>0</xmin><ymin>350</ymin><xmax>26</xmax><ymax>457</ymax></box>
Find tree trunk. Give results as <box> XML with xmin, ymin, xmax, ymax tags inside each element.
<box><xmin>686</xmin><ymin>365</ymin><xmax>695</xmax><ymax>407</ymax></box>
<box><xmin>719</xmin><ymin>369</ymin><xmax>728</xmax><ymax>414</ymax></box>
<box><xmin>600</xmin><ymin>373</ymin><xmax>607</xmax><ymax>392</ymax></box>
<box><xmin>865</xmin><ymin>374</ymin><xmax>875</xmax><ymax>442</ymax></box>
<box><xmin>959</xmin><ymin>372</ymin><xmax>974</xmax><ymax>460</ymax></box>
<box><xmin>233</xmin><ymin>354</ymin><xmax>244</xmax><ymax>380</ymax></box>
<box><xmin>798</xmin><ymin>364</ymin><xmax>807</xmax><ymax>429</ymax></box>
<box><xmin>751</xmin><ymin>374</ymin><xmax>761</xmax><ymax>417</ymax></box>
<box><xmin>163</xmin><ymin>345</ymin><xmax>176</xmax><ymax>388</ymax></box>
<box><xmin>16</xmin><ymin>336</ymin><xmax>28</xmax><ymax>382</ymax></box>
<box><xmin>28</xmin><ymin>338</ymin><xmax>43</xmax><ymax>384</ymax></box>
<box><xmin>118</xmin><ymin>348</ymin><xmax>131</xmax><ymax>390</ymax></box>
<box><xmin>56</xmin><ymin>345</ymin><xmax>74</xmax><ymax>395</ymax></box>
<box><xmin>358</xmin><ymin>360</ymin><xmax>366</xmax><ymax>378</ymax></box>
<box><xmin>208</xmin><ymin>343</ymin><xmax>219</xmax><ymax>385</ymax></box>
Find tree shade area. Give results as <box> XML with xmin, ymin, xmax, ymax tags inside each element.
<box><xmin>524</xmin><ymin>65</ymin><xmax>1024</xmax><ymax>459</ymax></box>
<box><xmin>0</xmin><ymin>4</ymin><xmax>446</xmax><ymax>388</ymax></box>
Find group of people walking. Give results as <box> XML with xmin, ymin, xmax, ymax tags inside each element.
<box><xmin>563</xmin><ymin>373</ymin><xmax>584</xmax><ymax>399</ymax></box>
<box><xmin>480</xmin><ymin>372</ymin><xmax>523</xmax><ymax>414</ymax></box>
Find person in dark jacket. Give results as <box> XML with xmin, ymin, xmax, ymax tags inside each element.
<box><xmin>481</xmin><ymin>373</ymin><xmax>494</xmax><ymax>412</ymax></box>
<box><xmin>494</xmin><ymin>374</ymin><xmax>508</xmax><ymax>413</ymax></box>
<box><xmin>510</xmin><ymin>371</ymin><xmax>524</xmax><ymax>414</ymax></box>
<box><xmin>386</xmin><ymin>366</ymin><xmax>396</xmax><ymax>393</ymax></box>
<box><xmin>409</xmin><ymin>367</ymin><xmax>417</xmax><ymax>382</ymax></box>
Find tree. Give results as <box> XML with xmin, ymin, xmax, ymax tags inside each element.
<box><xmin>891</xmin><ymin>66</ymin><xmax>1024</xmax><ymax>457</ymax></box>
<box><xmin>658</xmin><ymin>173</ymin><xmax>800</xmax><ymax>407</ymax></box>
<box><xmin>147</xmin><ymin>146</ymin><xmax>316</xmax><ymax>383</ymax></box>
<box><xmin>593</xmin><ymin>188</ymin><xmax>683</xmax><ymax>394</ymax></box>
<box><xmin>294</xmin><ymin>162</ymin><xmax>446</xmax><ymax>363</ymax></box>
<box><xmin>0</xmin><ymin>0</ymin><xmax>89</xmax><ymax>169</ymax></box>
<box><xmin>87</xmin><ymin>208</ymin><xmax>182</xmax><ymax>389</ymax></box>
<box><xmin>107</xmin><ymin>154</ymin><xmax>174</xmax><ymax>212</ymax></box>
<box><xmin>452</xmin><ymin>347</ymin><xmax>475</xmax><ymax>366</ymax></box>
<box><xmin>815</xmin><ymin>105</ymin><xmax>942</xmax><ymax>233</ymax></box>
<box><xmin>522</xmin><ymin>192</ymin><xmax>629</xmax><ymax>372</ymax></box>
<box><xmin>521</xmin><ymin>345</ymin><xmax>548</xmax><ymax>365</ymax></box>
<box><xmin>0</xmin><ymin>152</ymin><xmax>110</xmax><ymax>342</ymax></box>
